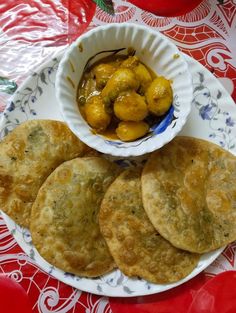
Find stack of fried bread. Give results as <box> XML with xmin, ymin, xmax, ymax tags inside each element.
<box><xmin>1</xmin><ymin>120</ymin><xmax>236</xmax><ymax>284</ymax></box>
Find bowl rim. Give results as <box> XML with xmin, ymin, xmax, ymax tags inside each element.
<box><xmin>55</xmin><ymin>22</ymin><xmax>193</xmax><ymax>157</ymax></box>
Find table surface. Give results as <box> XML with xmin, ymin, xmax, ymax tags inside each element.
<box><xmin>0</xmin><ymin>1</ymin><xmax>236</xmax><ymax>312</ymax></box>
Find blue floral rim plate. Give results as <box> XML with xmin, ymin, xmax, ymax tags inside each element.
<box><xmin>0</xmin><ymin>52</ymin><xmax>235</xmax><ymax>297</ymax></box>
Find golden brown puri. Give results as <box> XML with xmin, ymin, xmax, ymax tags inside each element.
<box><xmin>142</xmin><ymin>136</ymin><xmax>236</xmax><ymax>254</ymax></box>
<box><xmin>0</xmin><ymin>120</ymin><xmax>90</xmax><ymax>228</ymax></box>
<box><xmin>99</xmin><ymin>168</ymin><xmax>199</xmax><ymax>284</ymax></box>
<box><xmin>30</xmin><ymin>157</ymin><xmax>120</xmax><ymax>277</ymax></box>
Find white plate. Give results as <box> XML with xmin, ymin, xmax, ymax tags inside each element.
<box><xmin>1</xmin><ymin>53</ymin><xmax>235</xmax><ymax>297</ymax></box>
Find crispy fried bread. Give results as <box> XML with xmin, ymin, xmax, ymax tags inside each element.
<box><xmin>0</xmin><ymin>120</ymin><xmax>89</xmax><ymax>227</ymax></box>
<box><xmin>99</xmin><ymin>168</ymin><xmax>199</xmax><ymax>283</ymax></box>
<box><xmin>142</xmin><ymin>136</ymin><xmax>236</xmax><ymax>253</ymax></box>
<box><xmin>30</xmin><ymin>157</ymin><xmax>120</xmax><ymax>277</ymax></box>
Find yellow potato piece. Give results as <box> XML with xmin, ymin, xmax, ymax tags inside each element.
<box><xmin>116</xmin><ymin>121</ymin><xmax>149</xmax><ymax>141</ymax></box>
<box><xmin>145</xmin><ymin>76</ymin><xmax>173</xmax><ymax>116</ymax></box>
<box><xmin>93</xmin><ymin>63</ymin><xmax>116</xmax><ymax>89</ymax></box>
<box><xmin>121</xmin><ymin>56</ymin><xmax>139</xmax><ymax>69</ymax></box>
<box><xmin>101</xmin><ymin>68</ymin><xmax>139</xmax><ymax>103</ymax></box>
<box><xmin>121</xmin><ymin>56</ymin><xmax>152</xmax><ymax>93</ymax></box>
<box><xmin>134</xmin><ymin>63</ymin><xmax>152</xmax><ymax>92</ymax></box>
<box><xmin>114</xmin><ymin>91</ymin><xmax>148</xmax><ymax>122</ymax></box>
<box><xmin>84</xmin><ymin>95</ymin><xmax>111</xmax><ymax>131</ymax></box>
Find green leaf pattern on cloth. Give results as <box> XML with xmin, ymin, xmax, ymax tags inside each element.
<box><xmin>0</xmin><ymin>77</ymin><xmax>17</xmax><ymax>95</ymax></box>
<box><xmin>92</xmin><ymin>0</ymin><xmax>115</xmax><ymax>15</ymax></box>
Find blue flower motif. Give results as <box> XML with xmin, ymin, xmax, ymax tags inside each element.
<box><xmin>151</xmin><ymin>105</ymin><xmax>174</xmax><ymax>135</ymax></box>
<box><xmin>48</xmin><ymin>67</ymin><xmax>53</xmax><ymax>75</ymax></box>
<box><xmin>105</xmin><ymin>140</ymin><xmax>123</xmax><ymax>146</ymax></box>
<box><xmin>199</xmin><ymin>104</ymin><xmax>216</xmax><ymax>120</ymax></box>
<box><xmin>31</xmin><ymin>96</ymin><xmax>37</xmax><ymax>103</ymax></box>
<box><xmin>30</xmin><ymin>109</ymin><xmax>37</xmax><ymax>116</ymax></box>
<box><xmin>226</xmin><ymin>117</ymin><xmax>235</xmax><ymax>127</ymax></box>
<box><xmin>7</xmin><ymin>101</ymin><xmax>15</xmax><ymax>112</ymax></box>
<box><xmin>64</xmin><ymin>272</ymin><xmax>75</xmax><ymax>278</ymax></box>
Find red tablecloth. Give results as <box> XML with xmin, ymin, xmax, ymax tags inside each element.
<box><xmin>0</xmin><ymin>1</ymin><xmax>236</xmax><ymax>312</ymax></box>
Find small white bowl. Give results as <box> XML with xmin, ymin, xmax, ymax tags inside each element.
<box><xmin>55</xmin><ymin>23</ymin><xmax>193</xmax><ymax>157</ymax></box>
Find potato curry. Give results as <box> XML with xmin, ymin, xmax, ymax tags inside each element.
<box><xmin>77</xmin><ymin>54</ymin><xmax>173</xmax><ymax>141</ymax></box>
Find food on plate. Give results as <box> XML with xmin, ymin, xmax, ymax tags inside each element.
<box><xmin>101</xmin><ymin>68</ymin><xmax>139</xmax><ymax>103</ymax></box>
<box><xmin>116</xmin><ymin>121</ymin><xmax>149</xmax><ymax>142</ymax></box>
<box><xmin>146</xmin><ymin>77</ymin><xmax>173</xmax><ymax>116</ymax></box>
<box><xmin>121</xmin><ymin>56</ymin><xmax>152</xmax><ymax>93</ymax></box>
<box><xmin>114</xmin><ymin>91</ymin><xmax>148</xmax><ymax>122</ymax></box>
<box><xmin>77</xmin><ymin>54</ymin><xmax>173</xmax><ymax>141</ymax></box>
<box><xmin>4</xmin><ymin>119</ymin><xmax>228</xmax><ymax>283</ymax></box>
<box><xmin>93</xmin><ymin>63</ymin><xmax>116</xmax><ymax>89</ymax></box>
<box><xmin>142</xmin><ymin>136</ymin><xmax>236</xmax><ymax>253</ymax></box>
<box><xmin>30</xmin><ymin>157</ymin><xmax>120</xmax><ymax>277</ymax></box>
<box><xmin>84</xmin><ymin>95</ymin><xmax>111</xmax><ymax>132</ymax></box>
<box><xmin>99</xmin><ymin>168</ymin><xmax>199</xmax><ymax>283</ymax></box>
<box><xmin>0</xmin><ymin>120</ymin><xmax>90</xmax><ymax>228</ymax></box>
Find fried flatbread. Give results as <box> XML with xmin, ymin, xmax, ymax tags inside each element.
<box><xmin>30</xmin><ymin>157</ymin><xmax>120</xmax><ymax>277</ymax></box>
<box><xmin>0</xmin><ymin>120</ymin><xmax>90</xmax><ymax>228</ymax></box>
<box><xmin>142</xmin><ymin>136</ymin><xmax>236</xmax><ymax>253</ymax></box>
<box><xmin>99</xmin><ymin>168</ymin><xmax>200</xmax><ymax>284</ymax></box>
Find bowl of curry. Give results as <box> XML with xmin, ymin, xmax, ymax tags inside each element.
<box><xmin>56</xmin><ymin>23</ymin><xmax>193</xmax><ymax>157</ymax></box>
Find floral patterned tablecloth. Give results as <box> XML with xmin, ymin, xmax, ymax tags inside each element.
<box><xmin>0</xmin><ymin>1</ymin><xmax>236</xmax><ymax>312</ymax></box>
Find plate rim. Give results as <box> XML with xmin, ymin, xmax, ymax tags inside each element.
<box><xmin>0</xmin><ymin>51</ymin><xmax>234</xmax><ymax>297</ymax></box>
